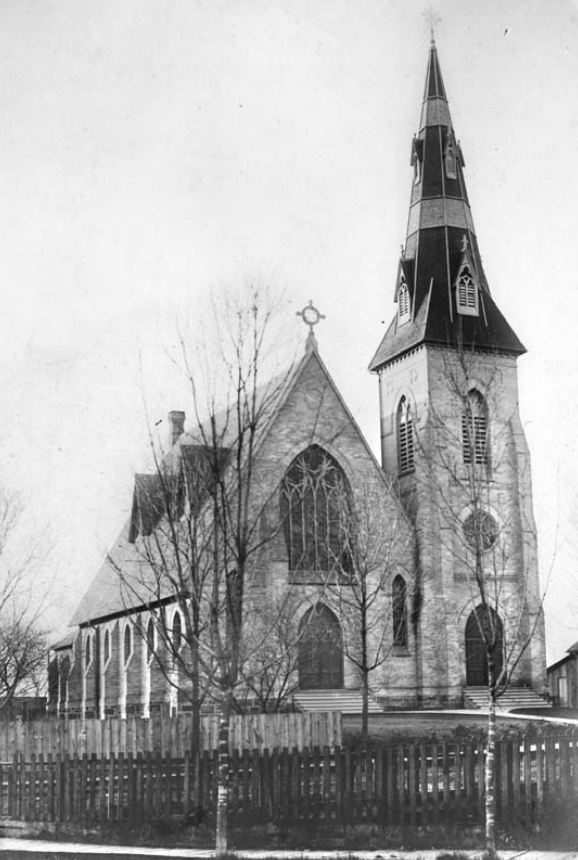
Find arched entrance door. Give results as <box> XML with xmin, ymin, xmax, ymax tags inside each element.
<box><xmin>465</xmin><ymin>605</ymin><xmax>504</xmax><ymax>686</ymax></box>
<box><xmin>298</xmin><ymin>604</ymin><xmax>343</xmax><ymax>689</ymax></box>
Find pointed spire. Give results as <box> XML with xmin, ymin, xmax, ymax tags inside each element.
<box><xmin>405</xmin><ymin>41</ymin><xmax>486</xmax><ymax>316</ymax></box>
<box><xmin>370</xmin><ymin>42</ymin><xmax>525</xmax><ymax>372</ymax></box>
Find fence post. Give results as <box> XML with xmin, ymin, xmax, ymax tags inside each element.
<box><xmin>572</xmin><ymin>733</ymin><xmax>578</xmax><ymax>799</ymax></box>
<box><xmin>419</xmin><ymin>742</ymin><xmax>428</xmax><ymax>823</ymax></box>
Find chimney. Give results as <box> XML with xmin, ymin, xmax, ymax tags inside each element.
<box><xmin>168</xmin><ymin>411</ymin><xmax>185</xmax><ymax>447</ymax></box>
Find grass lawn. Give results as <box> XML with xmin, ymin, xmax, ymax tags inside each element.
<box><xmin>342</xmin><ymin>709</ymin><xmax>578</xmax><ymax>742</ymax></box>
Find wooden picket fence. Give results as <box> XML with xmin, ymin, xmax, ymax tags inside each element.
<box><xmin>0</xmin><ymin>712</ymin><xmax>341</xmax><ymax>759</ymax></box>
<box><xmin>1</xmin><ymin>732</ymin><xmax>577</xmax><ymax>828</ymax></box>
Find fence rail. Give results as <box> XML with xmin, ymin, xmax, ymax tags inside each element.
<box><xmin>0</xmin><ymin>733</ymin><xmax>577</xmax><ymax>828</ymax></box>
<box><xmin>0</xmin><ymin>712</ymin><xmax>342</xmax><ymax>759</ymax></box>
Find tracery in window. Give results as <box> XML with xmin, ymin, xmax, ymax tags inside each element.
<box><xmin>463</xmin><ymin>510</ymin><xmax>498</xmax><ymax>552</ymax></box>
<box><xmin>281</xmin><ymin>446</ymin><xmax>352</xmax><ymax>574</ymax></box>
<box><xmin>462</xmin><ymin>390</ymin><xmax>489</xmax><ymax>466</ymax></box>
<box><xmin>397</xmin><ymin>396</ymin><xmax>414</xmax><ymax>474</ymax></box>
<box><xmin>392</xmin><ymin>575</ymin><xmax>408</xmax><ymax>647</ymax></box>
<box><xmin>398</xmin><ymin>280</ymin><xmax>410</xmax><ymax>324</ymax></box>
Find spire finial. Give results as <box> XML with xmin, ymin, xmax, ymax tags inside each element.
<box><xmin>296</xmin><ymin>300</ymin><xmax>325</xmax><ymax>353</ymax></box>
<box><xmin>423</xmin><ymin>6</ymin><xmax>440</xmax><ymax>44</ymax></box>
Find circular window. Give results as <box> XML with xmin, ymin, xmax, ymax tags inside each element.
<box><xmin>463</xmin><ymin>511</ymin><xmax>498</xmax><ymax>551</ymax></box>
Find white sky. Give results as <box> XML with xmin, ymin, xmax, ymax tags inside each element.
<box><xmin>0</xmin><ymin>0</ymin><xmax>577</xmax><ymax>665</ymax></box>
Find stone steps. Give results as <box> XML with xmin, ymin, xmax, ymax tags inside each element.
<box><xmin>293</xmin><ymin>689</ymin><xmax>382</xmax><ymax>714</ymax></box>
<box><xmin>464</xmin><ymin>686</ymin><xmax>551</xmax><ymax>712</ymax></box>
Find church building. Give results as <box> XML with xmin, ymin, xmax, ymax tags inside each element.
<box><xmin>49</xmin><ymin>40</ymin><xmax>547</xmax><ymax>718</ymax></box>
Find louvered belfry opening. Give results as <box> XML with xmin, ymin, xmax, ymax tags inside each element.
<box><xmin>398</xmin><ymin>281</ymin><xmax>410</xmax><ymax>320</ymax></box>
<box><xmin>457</xmin><ymin>268</ymin><xmax>477</xmax><ymax>312</ymax></box>
<box><xmin>462</xmin><ymin>390</ymin><xmax>488</xmax><ymax>466</ymax></box>
<box><xmin>397</xmin><ymin>396</ymin><xmax>414</xmax><ymax>474</ymax></box>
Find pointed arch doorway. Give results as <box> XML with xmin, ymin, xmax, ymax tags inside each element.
<box><xmin>298</xmin><ymin>604</ymin><xmax>343</xmax><ymax>689</ymax></box>
<box><xmin>465</xmin><ymin>605</ymin><xmax>504</xmax><ymax>686</ymax></box>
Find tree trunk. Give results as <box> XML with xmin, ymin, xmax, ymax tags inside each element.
<box><xmin>360</xmin><ymin>595</ymin><xmax>369</xmax><ymax>742</ymax></box>
<box><xmin>215</xmin><ymin>687</ymin><xmax>231</xmax><ymax>855</ymax></box>
<box><xmin>191</xmin><ymin>638</ymin><xmax>201</xmax><ymax>825</ymax></box>
<box><xmin>485</xmin><ymin>656</ymin><xmax>497</xmax><ymax>860</ymax></box>
<box><xmin>361</xmin><ymin>671</ymin><xmax>369</xmax><ymax>741</ymax></box>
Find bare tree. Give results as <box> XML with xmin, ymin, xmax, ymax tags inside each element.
<box><xmin>414</xmin><ymin>346</ymin><xmax>546</xmax><ymax>859</ymax></box>
<box><xmin>236</xmin><ymin>590</ymin><xmax>304</xmax><ymax>712</ymax></box>
<box><xmin>323</xmin><ymin>480</ymin><xmax>412</xmax><ymax>739</ymax></box>
<box><xmin>0</xmin><ymin>491</ymin><xmax>48</xmax><ymax>711</ymax></box>
<box><xmin>115</xmin><ymin>286</ymin><xmax>298</xmax><ymax>852</ymax></box>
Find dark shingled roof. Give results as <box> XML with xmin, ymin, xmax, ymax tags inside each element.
<box><xmin>370</xmin><ymin>41</ymin><xmax>525</xmax><ymax>371</ymax></box>
<box><xmin>68</xmin><ymin>351</ymin><xmax>304</xmax><ymax>626</ymax></box>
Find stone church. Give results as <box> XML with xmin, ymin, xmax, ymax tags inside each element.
<box><xmin>48</xmin><ymin>41</ymin><xmax>547</xmax><ymax>718</ymax></box>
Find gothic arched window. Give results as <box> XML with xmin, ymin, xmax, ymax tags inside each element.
<box><xmin>172</xmin><ymin>611</ymin><xmax>183</xmax><ymax>652</ymax></box>
<box><xmin>398</xmin><ymin>281</ymin><xmax>410</xmax><ymax>323</ymax></box>
<box><xmin>397</xmin><ymin>397</ymin><xmax>414</xmax><ymax>474</ymax></box>
<box><xmin>84</xmin><ymin>634</ymin><xmax>92</xmax><ymax>673</ymax></box>
<box><xmin>146</xmin><ymin>619</ymin><xmax>156</xmax><ymax>663</ymax></box>
<box><xmin>103</xmin><ymin>629</ymin><xmax>111</xmax><ymax>666</ymax></box>
<box><xmin>392</xmin><ymin>575</ymin><xmax>408</xmax><ymax>647</ymax></box>
<box><xmin>123</xmin><ymin>624</ymin><xmax>133</xmax><ymax>665</ymax></box>
<box><xmin>281</xmin><ymin>445</ymin><xmax>352</xmax><ymax>574</ymax></box>
<box><xmin>462</xmin><ymin>390</ymin><xmax>489</xmax><ymax>466</ymax></box>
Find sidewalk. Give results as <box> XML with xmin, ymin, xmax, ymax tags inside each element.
<box><xmin>0</xmin><ymin>842</ymin><xmax>577</xmax><ymax>860</ymax></box>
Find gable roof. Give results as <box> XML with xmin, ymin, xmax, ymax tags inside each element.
<box><xmin>69</xmin><ymin>339</ymin><xmax>396</xmax><ymax>627</ymax></box>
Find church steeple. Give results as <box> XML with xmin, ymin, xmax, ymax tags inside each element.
<box><xmin>370</xmin><ymin>41</ymin><xmax>525</xmax><ymax>372</ymax></box>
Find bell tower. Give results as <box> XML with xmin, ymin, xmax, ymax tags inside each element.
<box><xmin>370</xmin><ymin>40</ymin><xmax>546</xmax><ymax>706</ymax></box>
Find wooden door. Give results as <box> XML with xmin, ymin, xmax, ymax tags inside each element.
<box><xmin>465</xmin><ymin>606</ymin><xmax>504</xmax><ymax>686</ymax></box>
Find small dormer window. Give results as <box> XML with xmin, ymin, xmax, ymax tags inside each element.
<box><xmin>456</xmin><ymin>266</ymin><xmax>479</xmax><ymax>316</ymax></box>
<box><xmin>444</xmin><ymin>134</ymin><xmax>457</xmax><ymax>179</ymax></box>
<box><xmin>412</xmin><ymin>137</ymin><xmax>423</xmax><ymax>185</ymax></box>
<box><xmin>398</xmin><ymin>280</ymin><xmax>410</xmax><ymax>324</ymax></box>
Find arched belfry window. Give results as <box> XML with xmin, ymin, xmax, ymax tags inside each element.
<box><xmin>462</xmin><ymin>390</ymin><xmax>489</xmax><ymax>466</ymax></box>
<box><xmin>281</xmin><ymin>446</ymin><xmax>352</xmax><ymax>575</ymax></box>
<box><xmin>456</xmin><ymin>266</ymin><xmax>479</xmax><ymax>316</ymax></box>
<box><xmin>392</xmin><ymin>575</ymin><xmax>408</xmax><ymax>647</ymax></box>
<box><xmin>397</xmin><ymin>397</ymin><xmax>414</xmax><ymax>474</ymax></box>
<box><xmin>398</xmin><ymin>280</ymin><xmax>410</xmax><ymax>324</ymax></box>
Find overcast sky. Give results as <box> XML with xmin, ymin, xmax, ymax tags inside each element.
<box><xmin>0</xmin><ymin>0</ymin><xmax>577</xmax><ymax>664</ymax></box>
